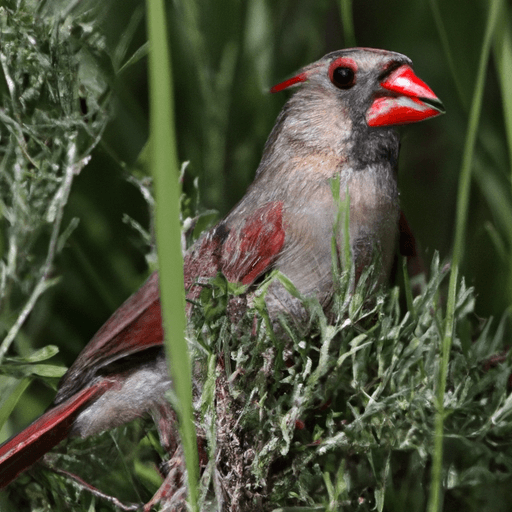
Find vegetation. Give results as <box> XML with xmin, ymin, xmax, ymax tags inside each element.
<box><xmin>1</xmin><ymin>0</ymin><xmax>511</xmax><ymax>510</ymax></box>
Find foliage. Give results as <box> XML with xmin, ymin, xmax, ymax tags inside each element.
<box><xmin>0</xmin><ymin>1</ymin><xmax>110</xmax><ymax>433</ymax></box>
<box><xmin>5</xmin><ymin>254</ymin><xmax>512</xmax><ymax>511</ymax></box>
<box><xmin>186</xmin><ymin>257</ymin><xmax>512</xmax><ymax>511</ymax></box>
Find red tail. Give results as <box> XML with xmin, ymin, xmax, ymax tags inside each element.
<box><xmin>0</xmin><ymin>380</ymin><xmax>112</xmax><ymax>488</ymax></box>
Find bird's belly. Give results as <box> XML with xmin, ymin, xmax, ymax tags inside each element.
<box><xmin>348</xmin><ymin>202</ymin><xmax>398</xmax><ymax>283</ymax></box>
<box><xmin>70</xmin><ymin>350</ymin><xmax>170</xmax><ymax>438</ymax></box>
<box><xmin>345</xmin><ymin>165</ymin><xmax>399</xmax><ymax>282</ymax></box>
<box><xmin>266</xmin><ymin>168</ymin><xmax>398</xmax><ymax>318</ymax></box>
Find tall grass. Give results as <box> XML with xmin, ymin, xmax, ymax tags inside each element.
<box><xmin>493</xmin><ymin>6</ymin><xmax>512</xmax><ymax>302</ymax></box>
<box><xmin>145</xmin><ymin>0</ymin><xmax>199</xmax><ymax>509</ymax></box>
<box><xmin>427</xmin><ymin>1</ymin><xmax>505</xmax><ymax>511</ymax></box>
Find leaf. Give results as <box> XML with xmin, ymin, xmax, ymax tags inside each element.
<box><xmin>0</xmin><ymin>375</ymin><xmax>31</xmax><ymax>432</ymax></box>
<box><xmin>5</xmin><ymin>344</ymin><xmax>59</xmax><ymax>363</ymax></box>
<box><xmin>0</xmin><ymin>362</ymin><xmax>67</xmax><ymax>378</ymax></box>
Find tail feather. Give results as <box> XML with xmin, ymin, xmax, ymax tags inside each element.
<box><xmin>0</xmin><ymin>379</ymin><xmax>113</xmax><ymax>488</ymax></box>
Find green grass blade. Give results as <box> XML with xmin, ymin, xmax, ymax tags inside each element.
<box><xmin>429</xmin><ymin>0</ymin><xmax>468</xmax><ymax>109</ymax></box>
<box><xmin>0</xmin><ymin>376</ymin><xmax>31</xmax><ymax>432</ymax></box>
<box><xmin>339</xmin><ymin>0</ymin><xmax>356</xmax><ymax>47</ymax></box>
<box><xmin>493</xmin><ymin>7</ymin><xmax>512</xmax><ymax>302</ymax></box>
<box><xmin>402</xmin><ymin>257</ymin><xmax>415</xmax><ymax>320</ymax></box>
<box><xmin>427</xmin><ymin>1</ymin><xmax>504</xmax><ymax>511</ymax></box>
<box><xmin>145</xmin><ymin>0</ymin><xmax>198</xmax><ymax>509</ymax></box>
<box><xmin>493</xmin><ymin>8</ymin><xmax>512</xmax><ymax>184</ymax></box>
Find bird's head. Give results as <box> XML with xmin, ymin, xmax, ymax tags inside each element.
<box><xmin>271</xmin><ymin>47</ymin><xmax>444</xmax><ymax>129</ymax></box>
<box><xmin>259</xmin><ymin>48</ymin><xmax>444</xmax><ymax>176</ymax></box>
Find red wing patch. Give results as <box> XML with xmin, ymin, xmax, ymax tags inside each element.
<box><xmin>221</xmin><ymin>202</ymin><xmax>285</xmax><ymax>285</ymax></box>
<box><xmin>184</xmin><ymin>202</ymin><xmax>285</xmax><ymax>300</ymax></box>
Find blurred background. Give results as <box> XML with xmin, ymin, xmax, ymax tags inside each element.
<box><xmin>3</xmin><ymin>0</ymin><xmax>511</xmax><ymax>433</ymax></box>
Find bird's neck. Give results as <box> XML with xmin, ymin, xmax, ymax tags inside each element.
<box><xmin>349</xmin><ymin>124</ymin><xmax>400</xmax><ymax>172</ymax></box>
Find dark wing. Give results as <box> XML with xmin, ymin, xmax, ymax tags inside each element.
<box><xmin>55</xmin><ymin>271</ymin><xmax>163</xmax><ymax>403</ymax></box>
<box><xmin>57</xmin><ymin>201</ymin><xmax>286</xmax><ymax>401</ymax></box>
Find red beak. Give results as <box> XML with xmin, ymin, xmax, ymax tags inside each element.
<box><xmin>367</xmin><ymin>65</ymin><xmax>445</xmax><ymax>127</ymax></box>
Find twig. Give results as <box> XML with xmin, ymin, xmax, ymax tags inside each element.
<box><xmin>47</xmin><ymin>465</ymin><xmax>142</xmax><ymax>511</ymax></box>
<box><xmin>0</xmin><ymin>148</ymin><xmax>89</xmax><ymax>362</ymax></box>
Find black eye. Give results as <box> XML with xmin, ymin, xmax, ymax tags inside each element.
<box><xmin>331</xmin><ymin>66</ymin><xmax>355</xmax><ymax>89</ymax></box>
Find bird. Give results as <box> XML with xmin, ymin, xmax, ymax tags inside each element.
<box><xmin>0</xmin><ymin>47</ymin><xmax>444</xmax><ymax>491</ymax></box>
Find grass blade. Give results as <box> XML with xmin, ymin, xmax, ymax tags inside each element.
<box><xmin>427</xmin><ymin>1</ymin><xmax>504</xmax><ymax>511</ymax></box>
<box><xmin>493</xmin><ymin>7</ymin><xmax>512</xmax><ymax>302</ymax></box>
<box><xmin>339</xmin><ymin>0</ymin><xmax>356</xmax><ymax>47</ymax></box>
<box><xmin>493</xmin><ymin>8</ymin><xmax>512</xmax><ymax>182</ymax></box>
<box><xmin>145</xmin><ymin>0</ymin><xmax>199</xmax><ymax>509</ymax></box>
